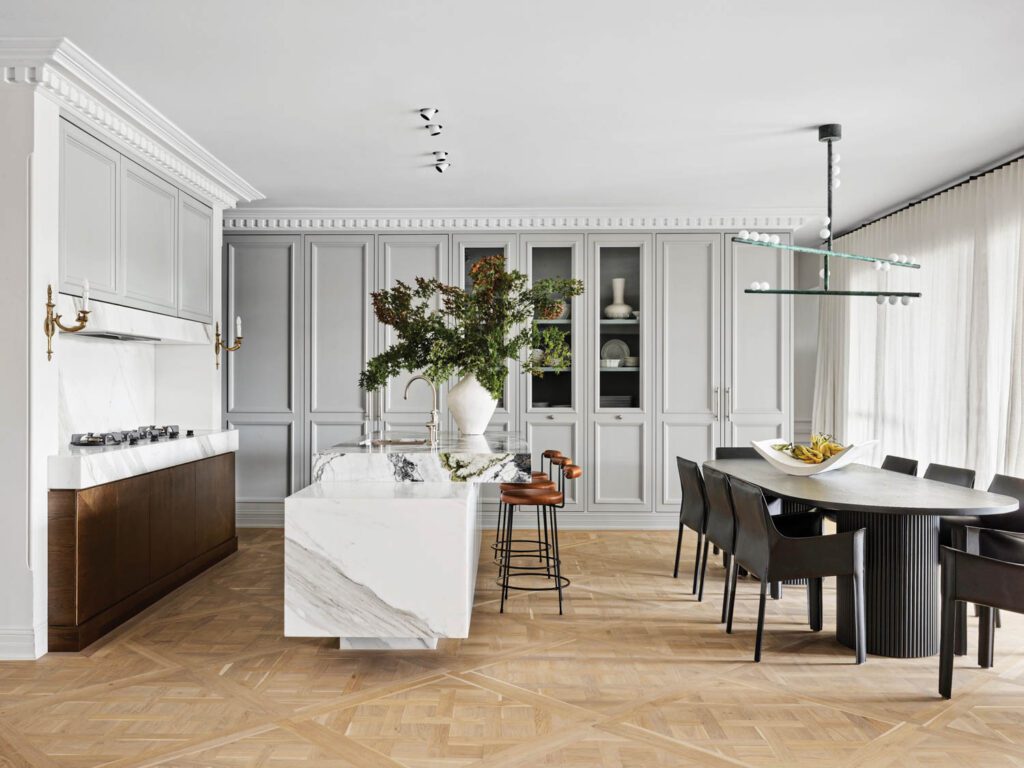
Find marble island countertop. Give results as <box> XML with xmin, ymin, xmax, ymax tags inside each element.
<box><xmin>312</xmin><ymin>431</ymin><xmax>530</xmax><ymax>483</ymax></box>
<box><xmin>48</xmin><ymin>429</ymin><xmax>239</xmax><ymax>490</ymax></box>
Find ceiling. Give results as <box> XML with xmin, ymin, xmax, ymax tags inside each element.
<box><xmin>3</xmin><ymin>0</ymin><xmax>1024</xmax><ymax>231</ymax></box>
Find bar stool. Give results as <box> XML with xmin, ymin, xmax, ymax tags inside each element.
<box><xmin>492</xmin><ymin>450</ymin><xmax>561</xmax><ymax>562</ymax></box>
<box><xmin>498</xmin><ymin>459</ymin><xmax>581</xmax><ymax>615</ymax></box>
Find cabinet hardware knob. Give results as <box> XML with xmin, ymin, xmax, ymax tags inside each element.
<box><xmin>546</xmin><ymin>414</ymin><xmax>555</xmax><ymax>420</ymax></box>
<box><xmin>616</xmin><ymin>414</ymin><xmax>623</xmax><ymax>420</ymax></box>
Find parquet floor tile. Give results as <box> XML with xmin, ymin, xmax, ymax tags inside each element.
<box><xmin>0</xmin><ymin>527</ymin><xmax>1023</xmax><ymax>767</ymax></box>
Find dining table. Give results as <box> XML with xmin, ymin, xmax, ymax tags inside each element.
<box><xmin>704</xmin><ymin>459</ymin><xmax>1020</xmax><ymax>658</ymax></box>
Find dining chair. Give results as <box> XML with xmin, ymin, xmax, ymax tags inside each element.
<box><xmin>673</xmin><ymin>457</ymin><xmax>709</xmax><ymax>595</ymax></box>
<box><xmin>699</xmin><ymin>466</ymin><xmax>740</xmax><ymax>621</ymax></box>
<box><xmin>939</xmin><ymin>529</ymin><xmax>1024</xmax><ymax>698</ymax></box>
<box><xmin>881</xmin><ymin>455</ymin><xmax>919</xmax><ymax>476</ymax></box>
<box><xmin>715</xmin><ymin>447</ymin><xmax>759</xmax><ymax>460</ymax></box>
<box><xmin>924</xmin><ymin>462</ymin><xmax>976</xmax><ymax>488</ymax></box>
<box><xmin>946</xmin><ymin>473</ymin><xmax>1024</xmax><ymax>653</ymax></box>
<box><xmin>726</xmin><ymin>477</ymin><xmax>867</xmax><ymax>663</ymax></box>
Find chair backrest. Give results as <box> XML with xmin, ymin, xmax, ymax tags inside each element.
<box><xmin>701</xmin><ymin>465</ymin><xmax>736</xmax><ymax>552</ymax></box>
<box><xmin>676</xmin><ymin>457</ymin><xmax>708</xmax><ymax>530</ymax></box>
<box><xmin>714</xmin><ymin>447</ymin><xmax>759</xmax><ymax>460</ymax></box>
<box><xmin>727</xmin><ymin>477</ymin><xmax>773</xmax><ymax>578</ymax></box>
<box><xmin>965</xmin><ymin>527</ymin><xmax>1024</xmax><ymax>564</ymax></box>
<box><xmin>924</xmin><ymin>462</ymin><xmax>976</xmax><ymax>489</ymax></box>
<box><xmin>987</xmin><ymin>474</ymin><xmax>1024</xmax><ymax>531</ymax></box>
<box><xmin>881</xmin><ymin>455</ymin><xmax>918</xmax><ymax>476</ymax></box>
<box><xmin>941</xmin><ymin>545</ymin><xmax>1024</xmax><ymax>614</ymax></box>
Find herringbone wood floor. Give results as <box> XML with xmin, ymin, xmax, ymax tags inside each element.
<box><xmin>2</xmin><ymin>528</ymin><xmax>1024</xmax><ymax>767</ymax></box>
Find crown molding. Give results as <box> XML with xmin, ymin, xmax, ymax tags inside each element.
<box><xmin>223</xmin><ymin>207</ymin><xmax>818</xmax><ymax>232</ymax></box>
<box><xmin>0</xmin><ymin>38</ymin><xmax>262</xmax><ymax>208</ymax></box>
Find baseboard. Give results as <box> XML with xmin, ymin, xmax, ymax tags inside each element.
<box><xmin>236</xmin><ymin>501</ymin><xmax>678</xmax><ymax>531</ymax></box>
<box><xmin>0</xmin><ymin>624</ymin><xmax>46</xmax><ymax>660</ymax></box>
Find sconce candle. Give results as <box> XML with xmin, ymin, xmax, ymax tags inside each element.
<box><xmin>82</xmin><ymin>279</ymin><xmax>90</xmax><ymax>311</ymax></box>
<box><xmin>236</xmin><ymin>316</ymin><xmax>242</xmax><ymax>337</ymax></box>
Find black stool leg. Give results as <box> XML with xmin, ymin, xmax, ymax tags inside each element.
<box><xmin>493</xmin><ymin>501</ymin><xmax>505</xmax><ymax>562</ymax></box>
<box><xmin>542</xmin><ymin>505</ymin><xmax>551</xmax><ymax>577</ymax></box>
<box><xmin>551</xmin><ymin>505</ymin><xmax>564</xmax><ymax>615</ymax></box>
<box><xmin>499</xmin><ymin>502</ymin><xmax>516</xmax><ymax>612</ymax></box>
<box><xmin>536</xmin><ymin>507</ymin><xmax>543</xmax><ymax>562</ymax></box>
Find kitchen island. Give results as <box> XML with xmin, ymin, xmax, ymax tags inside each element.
<box><xmin>285</xmin><ymin>432</ymin><xmax>530</xmax><ymax>650</ymax></box>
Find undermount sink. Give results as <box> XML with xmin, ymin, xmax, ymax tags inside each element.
<box><xmin>360</xmin><ymin>437</ymin><xmax>429</xmax><ymax>447</ymax></box>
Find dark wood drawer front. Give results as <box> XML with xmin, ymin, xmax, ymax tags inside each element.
<box><xmin>49</xmin><ymin>452</ymin><xmax>237</xmax><ymax>650</ymax></box>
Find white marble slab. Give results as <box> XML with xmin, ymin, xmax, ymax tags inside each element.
<box><xmin>48</xmin><ymin>429</ymin><xmax>239</xmax><ymax>490</ymax></box>
<box><xmin>313</xmin><ymin>432</ymin><xmax>530</xmax><ymax>483</ymax></box>
<box><xmin>285</xmin><ymin>482</ymin><xmax>482</xmax><ymax>645</ymax></box>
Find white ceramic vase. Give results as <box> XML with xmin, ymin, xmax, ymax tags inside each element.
<box><xmin>448</xmin><ymin>373</ymin><xmax>498</xmax><ymax>435</ymax></box>
<box><xmin>604</xmin><ymin>277</ymin><xmax>633</xmax><ymax>319</ymax></box>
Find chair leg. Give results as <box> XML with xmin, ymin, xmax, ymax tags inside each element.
<box><xmin>808</xmin><ymin>577</ymin><xmax>823</xmax><ymax>632</ymax></box>
<box><xmin>770</xmin><ymin>581</ymin><xmax>783</xmax><ymax>600</ymax></box>
<box><xmin>691</xmin><ymin>530</ymin><xmax>703</xmax><ymax>596</ymax></box>
<box><xmin>979</xmin><ymin>606</ymin><xmax>996</xmax><ymax>669</ymax></box>
<box><xmin>698</xmin><ymin>536</ymin><xmax>711</xmax><ymax>603</ymax></box>
<box><xmin>939</xmin><ymin>594</ymin><xmax>956</xmax><ymax>698</ymax></box>
<box><xmin>852</xmin><ymin>568</ymin><xmax>866</xmax><ymax>664</ymax></box>
<box><xmin>673</xmin><ymin>519</ymin><xmax>684</xmax><ymax>579</ymax></box>
<box><xmin>954</xmin><ymin>600</ymin><xmax>968</xmax><ymax>656</ymax></box>
<box><xmin>721</xmin><ymin>552</ymin><xmax>733</xmax><ymax>624</ymax></box>
<box><xmin>996</xmin><ymin>607</ymin><xmax>1002</xmax><ymax>628</ymax></box>
<box><xmin>754</xmin><ymin>577</ymin><xmax>768</xmax><ymax>662</ymax></box>
<box><xmin>726</xmin><ymin>558</ymin><xmax>739</xmax><ymax>634</ymax></box>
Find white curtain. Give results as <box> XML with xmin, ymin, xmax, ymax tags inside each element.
<box><xmin>812</xmin><ymin>159</ymin><xmax>1024</xmax><ymax>487</ymax></box>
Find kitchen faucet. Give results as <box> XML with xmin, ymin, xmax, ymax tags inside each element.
<box><xmin>403</xmin><ymin>375</ymin><xmax>440</xmax><ymax>447</ymax></box>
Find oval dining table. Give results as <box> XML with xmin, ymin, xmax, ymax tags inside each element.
<box><xmin>704</xmin><ymin>459</ymin><xmax>1020</xmax><ymax>658</ymax></box>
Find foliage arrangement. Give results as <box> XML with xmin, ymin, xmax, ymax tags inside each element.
<box><xmin>359</xmin><ymin>255</ymin><xmax>584</xmax><ymax>399</ymax></box>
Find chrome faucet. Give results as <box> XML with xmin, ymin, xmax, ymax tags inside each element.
<box><xmin>403</xmin><ymin>375</ymin><xmax>440</xmax><ymax>447</ymax></box>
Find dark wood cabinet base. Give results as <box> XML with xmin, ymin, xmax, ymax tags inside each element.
<box><xmin>48</xmin><ymin>452</ymin><xmax>237</xmax><ymax>652</ymax></box>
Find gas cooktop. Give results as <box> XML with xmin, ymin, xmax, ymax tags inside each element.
<box><xmin>70</xmin><ymin>425</ymin><xmax>195</xmax><ymax>447</ymax></box>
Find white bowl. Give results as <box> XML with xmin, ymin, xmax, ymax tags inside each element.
<box><xmin>749</xmin><ymin>438</ymin><xmax>878</xmax><ymax>476</ymax></box>
<box><xmin>600</xmin><ymin>359</ymin><xmax>621</xmax><ymax>368</ymax></box>
<box><xmin>624</xmin><ymin>356</ymin><xmax>639</xmax><ymax>366</ymax></box>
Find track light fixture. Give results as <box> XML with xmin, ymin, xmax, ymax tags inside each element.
<box><xmin>425</xmin><ymin>123</ymin><xmax>443</xmax><ymax>136</ymax></box>
<box><xmin>434</xmin><ymin>161</ymin><xmax>451</xmax><ymax>173</ymax></box>
<box><xmin>419</xmin><ymin>107</ymin><xmax>439</xmax><ymax>121</ymax></box>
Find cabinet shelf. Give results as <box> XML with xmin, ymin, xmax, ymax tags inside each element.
<box><xmin>600</xmin><ymin>318</ymin><xmax>639</xmax><ymax>325</ymax></box>
<box><xmin>600</xmin><ymin>366</ymin><xmax>640</xmax><ymax>372</ymax></box>
<box><xmin>536</xmin><ymin>367</ymin><xmax>572</xmax><ymax>373</ymax></box>
<box><xmin>534</xmin><ymin>319</ymin><xmax>571</xmax><ymax>325</ymax></box>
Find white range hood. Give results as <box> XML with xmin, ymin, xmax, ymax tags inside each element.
<box><xmin>56</xmin><ymin>294</ymin><xmax>211</xmax><ymax>345</ymax></box>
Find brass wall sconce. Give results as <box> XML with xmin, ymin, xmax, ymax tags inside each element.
<box><xmin>44</xmin><ymin>283</ymin><xmax>91</xmax><ymax>361</ymax></box>
<box><xmin>214</xmin><ymin>316</ymin><xmax>243</xmax><ymax>369</ymax></box>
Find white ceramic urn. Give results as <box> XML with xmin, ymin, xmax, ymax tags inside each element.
<box><xmin>448</xmin><ymin>373</ymin><xmax>498</xmax><ymax>435</ymax></box>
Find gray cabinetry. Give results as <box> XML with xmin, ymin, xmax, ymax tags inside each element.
<box><xmin>303</xmin><ymin>234</ymin><xmax>374</xmax><ymax>484</ymax></box>
<box><xmin>591</xmin><ymin>414</ymin><xmax>650</xmax><ymax>508</ymax></box>
<box><xmin>121</xmin><ymin>158</ymin><xmax>178</xmax><ymax>312</ymax></box>
<box><xmin>377</xmin><ymin>235</ymin><xmax>449</xmax><ymax>429</ymax></box>
<box><xmin>224</xmin><ymin>235</ymin><xmax>303</xmax><ymax>516</ymax></box>
<box><xmin>655</xmin><ymin>234</ymin><xmax>722</xmax><ymax>511</ymax></box>
<box><xmin>59</xmin><ymin>120</ymin><xmax>120</xmax><ymax>301</ymax></box>
<box><xmin>177</xmin><ymin>193</ymin><xmax>214</xmax><ymax>322</ymax></box>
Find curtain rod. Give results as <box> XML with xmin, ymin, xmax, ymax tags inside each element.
<box><xmin>836</xmin><ymin>147</ymin><xmax>1024</xmax><ymax>240</ymax></box>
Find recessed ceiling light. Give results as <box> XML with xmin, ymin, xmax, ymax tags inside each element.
<box><xmin>419</xmin><ymin>107</ymin><xmax>439</xmax><ymax>121</ymax></box>
<box><xmin>433</xmin><ymin>151</ymin><xmax>448</xmax><ymax>161</ymax></box>
<box><xmin>425</xmin><ymin>123</ymin><xmax>443</xmax><ymax>136</ymax></box>
<box><xmin>434</xmin><ymin>162</ymin><xmax>451</xmax><ymax>173</ymax></box>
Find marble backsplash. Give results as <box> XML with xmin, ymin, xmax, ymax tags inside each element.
<box><xmin>58</xmin><ymin>336</ymin><xmax>156</xmax><ymax>444</ymax></box>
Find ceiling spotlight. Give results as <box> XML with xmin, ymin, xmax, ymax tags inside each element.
<box><xmin>425</xmin><ymin>123</ymin><xmax>443</xmax><ymax>136</ymax></box>
<box><xmin>419</xmin><ymin>107</ymin><xmax>439</xmax><ymax>121</ymax></box>
<box><xmin>433</xmin><ymin>151</ymin><xmax>449</xmax><ymax>161</ymax></box>
<box><xmin>434</xmin><ymin>161</ymin><xmax>451</xmax><ymax>173</ymax></box>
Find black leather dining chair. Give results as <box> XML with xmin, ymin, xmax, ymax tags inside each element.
<box><xmin>924</xmin><ymin>462</ymin><xmax>976</xmax><ymax>488</ymax></box>
<box><xmin>946</xmin><ymin>473</ymin><xmax>1024</xmax><ymax>653</ymax></box>
<box><xmin>700</xmin><ymin>466</ymin><xmax>739</xmax><ymax>620</ymax></box>
<box><xmin>715</xmin><ymin>447</ymin><xmax>759</xmax><ymax>460</ymax></box>
<box><xmin>881</xmin><ymin>455</ymin><xmax>918</xmax><ymax>476</ymax></box>
<box><xmin>726</xmin><ymin>477</ymin><xmax>867</xmax><ymax>663</ymax></box>
<box><xmin>673</xmin><ymin>457</ymin><xmax>709</xmax><ymax>595</ymax></box>
<box><xmin>939</xmin><ymin>528</ymin><xmax>1024</xmax><ymax>698</ymax></box>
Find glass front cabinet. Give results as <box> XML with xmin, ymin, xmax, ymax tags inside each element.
<box><xmin>521</xmin><ymin>234</ymin><xmax>585</xmax><ymax>510</ymax></box>
<box><xmin>587</xmin><ymin>234</ymin><xmax>654</xmax><ymax>511</ymax></box>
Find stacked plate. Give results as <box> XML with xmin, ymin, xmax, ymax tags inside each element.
<box><xmin>600</xmin><ymin>395</ymin><xmax>633</xmax><ymax>408</ymax></box>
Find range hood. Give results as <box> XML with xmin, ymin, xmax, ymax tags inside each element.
<box><xmin>56</xmin><ymin>293</ymin><xmax>211</xmax><ymax>345</ymax></box>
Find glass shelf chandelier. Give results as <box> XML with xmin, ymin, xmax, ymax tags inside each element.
<box><xmin>737</xmin><ymin>124</ymin><xmax>921</xmax><ymax>303</ymax></box>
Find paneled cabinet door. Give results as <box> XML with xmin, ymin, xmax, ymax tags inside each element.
<box><xmin>523</xmin><ymin>413</ymin><xmax>584</xmax><ymax>511</ymax></box>
<box><xmin>177</xmin><ymin>193</ymin><xmax>213</xmax><ymax>322</ymax></box>
<box><xmin>304</xmin><ymin>234</ymin><xmax>374</xmax><ymax>484</ymax></box>
<box><xmin>589</xmin><ymin>414</ymin><xmax>651</xmax><ymax>511</ymax></box>
<box><xmin>723</xmin><ymin>233</ymin><xmax>793</xmax><ymax>447</ymax></box>
<box><xmin>377</xmin><ymin>234</ymin><xmax>449</xmax><ymax>430</ymax></box>
<box><xmin>59</xmin><ymin>120</ymin><xmax>120</xmax><ymax>301</ymax></box>
<box><xmin>224</xmin><ymin>235</ymin><xmax>304</xmax><ymax>509</ymax></box>
<box><xmin>121</xmin><ymin>158</ymin><xmax>178</xmax><ymax>312</ymax></box>
<box><xmin>655</xmin><ymin>234</ymin><xmax>722</xmax><ymax>512</ymax></box>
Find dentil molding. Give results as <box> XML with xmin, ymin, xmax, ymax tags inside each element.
<box><xmin>0</xmin><ymin>38</ymin><xmax>262</xmax><ymax>208</ymax></box>
<box><xmin>224</xmin><ymin>208</ymin><xmax>818</xmax><ymax>232</ymax></box>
